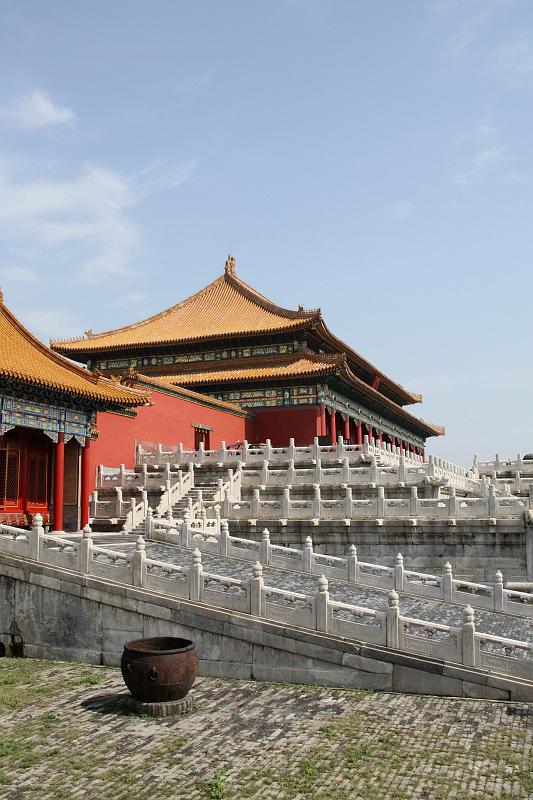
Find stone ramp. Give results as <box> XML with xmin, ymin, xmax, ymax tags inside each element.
<box><xmin>99</xmin><ymin>534</ymin><xmax>532</xmax><ymax>642</ymax></box>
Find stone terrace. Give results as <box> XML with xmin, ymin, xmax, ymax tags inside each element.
<box><xmin>0</xmin><ymin>658</ymin><xmax>531</xmax><ymax>800</ymax></box>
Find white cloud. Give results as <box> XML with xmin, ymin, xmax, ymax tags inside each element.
<box><xmin>496</xmin><ymin>38</ymin><xmax>533</xmax><ymax>80</ymax></box>
<box><xmin>0</xmin><ymin>155</ymin><xmax>197</xmax><ymax>285</ymax></box>
<box><xmin>123</xmin><ymin>291</ymin><xmax>148</xmax><ymax>303</ymax></box>
<box><xmin>0</xmin><ymin>89</ymin><xmax>76</xmax><ymax>130</ymax></box>
<box><xmin>450</xmin><ymin>121</ymin><xmax>511</xmax><ymax>186</ymax></box>
<box><xmin>0</xmin><ymin>265</ymin><xmax>39</xmax><ymax>282</ymax></box>
<box><xmin>428</xmin><ymin>0</ymin><xmax>511</xmax><ymax>57</ymax></box>
<box><xmin>393</xmin><ymin>201</ymin><xmax>415</xmax><ymax>221</ymax></box>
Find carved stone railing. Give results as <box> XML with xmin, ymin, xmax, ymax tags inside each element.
<box><xmin>2</xmin><ymin>515</ymin><xmax>530</xmax><ymax>681</ymax></box>
<box><xmin>143</xmin><ymin>511</ymin><xmax>533</xmax><ymax>619</ymax></box>
<box><xmin>219</xmin><ymin>484</ymin><xmax>530</xmax><ymax>524</ymax></box>
<box><xmin>136</xmin><ymin>436</ymin><xmax>426</xmax><ymax>469</ymax></box>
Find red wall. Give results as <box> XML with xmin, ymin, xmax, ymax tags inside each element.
<box><xmin>251</xmin><ymin>405</ymin><xmax>320</xmax><ymax>446</ymax></box>
<box><xmin>89</xmin><ymin>388</ymin><xmax>250</xmax><ymax>483</ymax></box>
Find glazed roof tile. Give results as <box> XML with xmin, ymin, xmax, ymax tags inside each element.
<box><xmin>156</xmin><ymin>353</ymin><xmax>343</xmax><ymax>387</ymax></box>
<box><xmin>0</xmin><ymin>294</ymin><xmax>148</xmax><ymax>406</ymax></box>
<box><xmin>52</xmin><ymin>265</ymin><xmax>319</xmax><ymax>353</ymax></box>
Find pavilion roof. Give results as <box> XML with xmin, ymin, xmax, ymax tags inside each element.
<box><xmin>50</xmin><ymin>256</ymin><xmax>421</xmax><ymax>406</ymax></box>
<box><xmin>0</xmin><ymin>293</ymin><xmax>148</xmax><ymax>407</ymax></box>
<box><xmin>51</xmin><ymin>256</ymin><xmax>319</xmax><ymax>354</ymax></box>
<box><xmin>157</xmin><ymin>352</ymin><xmax>444</xmax><ymax>437</ymax></box>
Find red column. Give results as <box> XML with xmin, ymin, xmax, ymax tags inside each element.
<box><xmin>367</xmin><ymin>425</ymin><xmax>373</xmax><ymax>443</ymax></box>
<box><xmin>52</xmin><ymin>433</ymin><xmax>65</xmax><ymax>532</ymax></box>
<box><xmin>330</xmin><ymin>409</ymin><xmax>337</xmax><ymax>444</ymax></box>
<box><xmin>80</xmin><ymin>438</ymin><xmax>91</xmax><ymax>529</ymax></box>
<box><xmin>319</xmin><ymin>403</ymin><xmax>327</xmax><ymax>437</ymax></box>
<box><xmin>343</xmin><ymin>416</ymin><xmax>350</xmax><ymax>442</ymax></box>
<box><xmin>356</xmin><ymin>421</ymin><xmax>363</xmax><ymax>445</ymax></box>
<box><xmin>399</xmin><ymin>440</ymin><xmax>403</xmax><ymax>455</ymax></box>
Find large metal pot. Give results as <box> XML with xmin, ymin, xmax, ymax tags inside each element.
<box><xmin>121</xmin><ymin>637</ymin><xmax>198</xmax><ymax>702</ymax></box>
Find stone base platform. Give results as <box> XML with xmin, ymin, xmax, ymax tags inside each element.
<box><xmin>124</xmin><ymin>693</ymin><xmax>194</xmax><ymax>718</ymax></box>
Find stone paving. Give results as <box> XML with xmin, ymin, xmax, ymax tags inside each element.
<box><xmin>0</xmin><ymin>658</ymin><xmax>531</xmax><ymax>800</ymax></box>
<box><xmin>100</xmin><ymin>536</ymin><xmax>533</xmax><ymax>642</ymax></box>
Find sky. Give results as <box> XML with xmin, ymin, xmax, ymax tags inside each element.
<box><xmin>0</xmin><ymin>0</ymin><xmax>532</xmax><ymax>467</ymax></box>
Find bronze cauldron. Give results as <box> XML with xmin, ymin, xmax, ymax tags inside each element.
<box><xmin>121</xmin><ymin>637</ymin><xmax>198</xmax><ymax>703</ymax></box>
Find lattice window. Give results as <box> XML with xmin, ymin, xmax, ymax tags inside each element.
<box><xmin>0</xmin><ymin>448</ymin><xmax>20</xmax><ymax>508</ymax></box>
<box><xmin>28</xmin><ymin>452</ymin><xmax>47</xmax><ymax>503</ymax></box>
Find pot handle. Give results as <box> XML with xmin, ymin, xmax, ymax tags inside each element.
<box><xmin>149</xmin><ymin>666</ymin><xmax>158</xmax><ymax>681</ymax></box>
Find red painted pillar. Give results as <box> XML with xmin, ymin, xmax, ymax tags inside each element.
<box><xmin>318</xmin><ymin>404</ymin><xmax>326</xmax><ymax>437</ymax></box>
<box><xmin>52</xmin><ymin>433</ymin><xmax>65</xmax><ymax>532</ymax></box>
<box><xmin>367</xmin><ymin>425</ymin><xmax>373</xmax><ymax>444</ymax></box>
<box><xmin>330</xmin><ymin>409</ymin><xmax>337</xmax><ymax>445</ymax></box>
<box><xmin>80</xmin><ymin>438</ymin><xmax>91</xmax><ymax>529</ymax></box>
<box><xmin>356</xmin><ymin>421</ymin><xmax>363</xmax><ymax>445</ymax></box>
<box><xmin>343</xmin><ymin>416</ymin><xmax>350</xmax><ymax>442</ymax></box>
<box><xmin>399</xmin><ymin>440</ymin><xmax>403</xmax><ymax>455</ymax></box>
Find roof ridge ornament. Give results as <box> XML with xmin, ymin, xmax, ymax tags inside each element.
<box><xmin>224</xmin><ymin>254</ymin><xmax>236</xmax><ymax>276</ymax></box>
<box><xmin>0</xmin><ymin>287</ymin><xmax>3</xmax><ymax>304</ymax></box>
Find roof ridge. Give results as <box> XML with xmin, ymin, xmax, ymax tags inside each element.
<box><xmin>51</xmin><ymin>272</ymin><xmax>228</xmax><ymax>347</ymax></box>
<box><xmin>226</xmin><ymin>271</ymin><xmax>321</xmax><ymax>322</ymax></box>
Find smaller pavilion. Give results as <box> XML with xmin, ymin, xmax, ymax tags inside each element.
<box><xmin>0</xmin><ymin>291</ymin><xmax>147</xmax><ymax>530</ymax></box>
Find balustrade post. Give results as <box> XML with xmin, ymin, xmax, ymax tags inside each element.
<box><xmin>264</xmin><ymin>438</ymin><xmax>272</xmax><ymax>461</ymax></box>
<box><xmin>288</xmin><ymin>437</ymin><xmax>296</xmax><ymax>461</ymax></box>
<box><xmin>189</xmin><ymin>548</ymin><xmax>203</xmax><ymax>602</ymax></box>
<box><xmin>29</xmin><ymin>513</ymin><xmax>44</xmax><ymax>560</ymax></box>
<box><xmin>90</xmin><ymin>490</ymin><xmax>98</xmax><ymax>520</ymax></box>
<box><xmin>410</xmin><ymin>486</ymin><xmax>418</xmax><ymax>517</ymax></box>
<box><xmin>442</xmin><ymin>562</ymin><xmax>453</xmax><ymax>602</ymax></box>
<box><xmin>344</xmin><ymin>486</ymin><xmax>353</xmax><ymax>517</ymax></box>
<box><xmin>335</xmin><ymin>435</ymin><xmax>343</xmax><ymax>459</ymax></box>
<box><xmin>314</xmin><ymin>458</ymin><xmax>322</xmax><ymax>483</ymax></box>
<box><xmin>167</xmin><ymin>506</ymin><xmax>174</xmax><ymax>524</ymax></box>
<box><xmin>198</xmin><ymin>442</ymin><xmax>205</xmax><ymax>464</ymax></box>
<box><xmin>394</xmin><ymin>553</ymin><xmax>404</xmax><ymax>591</ymax></box>
<box><xmin>494</xmin><ymin>570</ymin><xmax>504</xmax><ymax>612</ymax></box>
<box><xmin>488</xmin><ymin>485</ymin><xmax>497</xmax><ymax>517</ymax></box>
<box><xmin>312</xmin><ymin>436</ymin><xmax>320</xmax><ymax>462</ymax></box>
<box><xmin>214</xmin><ymin>506</ymin><xmax>221</xmax><ymax>535</ymax></box>
<box><xmin>78</xmin><ymin>525</ymin><xmax>92</xmax><ymax>574</ymax></box>
<box><xmin>140</xmin><ymin>464</ymin><xmax>148</xmax><ymax>486</ymax></box>
<box><xmin>163</xmin><ymin>463</ymin><xmax>171</xmax><ymax>483</ymax></box>
<box><xmin>287</xmin><ymin>459</ymin><xmax>296</xmax><ymax>485</ymax></box>
<box><xmin>386</xmin><ymin>590</ymin><xmax>400</xmax><ymax>649</ymax></box>
<box><xmin>341</xmin><ymin>457</ymin><xmax>350</xmax><ymax>483</ymax></box>
<box><xmin>115</xmin><ymin>487</ymin><xmax>123</xmax><ymax>518</ymax></box>
<box><xmin>448</xmin><ymin>487</ymin><xmax>458</xmax><ymax>518</ymax></box>
<box><xmin>242</xmin><ymin>439</ymin><xmax>249</xmax><ymax>461</ymax></box>
<box><xmin>177</xmin><ymin>442</ymin><xmax>184</xmax><ymax>462</ymax></box>
<box><xmin>312</xmin><ymin>485</ymin><xmax>321</xmax><ymax>517</ymax></box>
<box><xmin>303</xmin><ymin>537</ymin><xmax>314</xmax><ymax>573</ymax></box>
<box><xmin>282</xmin><ymin>487</ymin><xmax>290</xmax><ymax>518</ymax></box>
<box><xmin>119</xmin><ymin>463</ymin><xmax>126</xmax><ymax>487</ymax></box>
<box><xmin>97</xmin><ymin>465</ymin><xmax>104</xmax><ymax>489</ymax></box>
<box><xmin>181</xmin><ymin>510</ymin><xmax>191</xmax><ymax>548</ymax></box>
<box><xmin>189</xmin><ymin>462</ymin><xmax>195</xmax><ymax>488</ymax></box>
<box><xmin>260</xmin><ymin>528</ymin><xmax>271</xmax><ymax>565</ymax></box>
<box><xmin>144</xmin><ymin>507</ymin><xmax>154</xmax><ymax>538</ymax></box>
<box><xmin>220</xmin><ymin>519</ymin><xmax>230</xmax><ymax>557</ymax></box>
<box><xmin>347</xmin><ymin>544</ymin><xmax>357</xmax><ymax>582</ymax></box>
<box><xmin>363</xmin><ymin>435</ymin><xmax>370</xmax><ymax>455</ymax></box>
<box><xmin>227</xmin><ymin>470</ymin><xmax>234</xmax><ymax>500</ymax></box>
<box><xmin>316</xmin><ymin>575</ymin><xmax>329</xmax><ymax>632</ymax></box>
<box><xmin>132</xmin><ymin>536</ymin><xmax>146</xmax><ymax>587</ymax></box>
<box><xmin>250</xmin><ymin>561</ymin><xmax>264</xmax><ymax>616</ymax></box>
<box><xmin>377</xmin><ymin>486</ymin><xmax>385</xmax><ymax>518</ymax></box>
<box><xmin>156</xmin><ymin>443</ymin><xmax>163</xmax><ymax>464</ymax></box>
<box><xmin>260</xmin><ymin>460</ymin><xmax>269</xmax><ymax>485</ymax></box>
<box><xmin>369</xmin><ymin>456</ymin><xmax>378</xmax><ymax>484</ymax></box>
<box><xmin>462</xmin><ymin>605</ymin><xmax>476</xmax><ymax>667</ymax></box>
<box><xmin>398</xmin><ymin>455</ymin><xmax>406</xmax><ymax>483</ymax></box>
<box><xmin>220</xmin><ymin>441</ymin><xmax>226</xmax><ymax>463</ymax></box>
<box><xmin>223</xmin><ymin>490</ymin><xmax>230</xmax><ymax>517</ymax></box>
<box><xmin>252</xmin><ymin>488</ymin><xmax>260</xmax><ymax>519</ymax></box>
<box><xmin>135</xmin><ymin>444</ymin><xmax>143</xmax><ymax>466</ymax></box>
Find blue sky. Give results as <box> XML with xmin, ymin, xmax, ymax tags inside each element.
<box><xmin>0</xmin><ymin>0</ymin><xmax>532</xmax><ymax>466</ymax></box>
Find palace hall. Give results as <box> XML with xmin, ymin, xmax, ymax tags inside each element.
<box><xmin>52</xmin><ymin>256</ymin><xmax>443</xmax><ymax>455</ymax></box>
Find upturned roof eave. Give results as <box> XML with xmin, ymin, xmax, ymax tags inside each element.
<box><xmin>313</xmin><ymin>318</ymin><xmax>422</xmax><ymax>406</ymax></box>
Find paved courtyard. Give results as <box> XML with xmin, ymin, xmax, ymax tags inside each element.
<box><xmin>0</xmin><ymin>658</ymin><xmax>531</xmax><ymax>799</ymax></box>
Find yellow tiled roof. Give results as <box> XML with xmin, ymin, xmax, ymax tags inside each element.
<box><xmin>157</xmin><ymin>354</ymin><xmax>343</xmax><ymax>387</ymax></box>
<box><xmin>0</xmin><ymin>296</ymin><xmax>148</xmax><ymax>406</ymax></box>
<box><xmin>51</xmin><ymin>264</ymin><xmax>320</xmax><ymax>354</ymax></box>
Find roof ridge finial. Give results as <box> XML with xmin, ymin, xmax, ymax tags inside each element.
<box><xmin>225</xmin><ymin>254</ymin><xmax>236</xmax><ymax>276</ymax></box>
<box><xmin>0</xmin><ymin>287</ymin><xmax>4</xmax><ymax>304</ymax></box>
